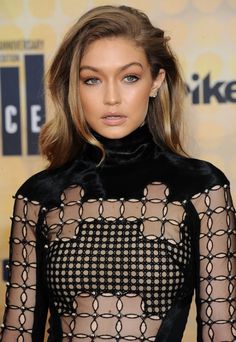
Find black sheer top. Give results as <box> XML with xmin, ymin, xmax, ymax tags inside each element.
<box><xmin>0</xmin><ymin>124</ymin><xmax>235</xmax><ymax>341</ymax></box>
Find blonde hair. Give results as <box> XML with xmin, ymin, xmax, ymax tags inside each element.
<box><xmin>40</xmin><ymin>5</ymin><xmax>186</xmax><ymax>169</ymax></box>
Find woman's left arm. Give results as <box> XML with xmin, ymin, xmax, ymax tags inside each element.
<box><xmin>192</xmin><ymin>183</ymin><xmax>236</xmax><ymax>341</ymax></box>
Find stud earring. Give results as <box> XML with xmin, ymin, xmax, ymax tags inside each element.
<box><xmin>150</xmin><ymin>93</ymin><xmax>157</xmax><ymax>98</ymax></box>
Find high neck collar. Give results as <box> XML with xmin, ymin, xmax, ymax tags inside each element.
<box><xmin>82</xmin><ymin>124</ymin><xmax>159</xmax><ymax>166</ymax></box>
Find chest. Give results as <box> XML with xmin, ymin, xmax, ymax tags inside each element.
<box><xmin>42</xmin><ymin>182</ymin><xmax>194</xmax><ymax>314</ymax></box>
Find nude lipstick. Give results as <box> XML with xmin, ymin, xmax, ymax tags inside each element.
<box><xmin>101</xmin><ymin>113</ymin><xmax>127</xmax><ymax>126</ymax></box>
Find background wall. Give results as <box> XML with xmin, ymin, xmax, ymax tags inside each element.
<box><xmin>0</xmin><ymin>0</ymin><xmax>235</xmax><ymax>340</ymax></box>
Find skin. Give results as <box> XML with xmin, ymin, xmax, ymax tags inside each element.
<box><xmin>66</xmin><ymin>38</ymin><xmax>166</xmax><ymax>338</ymax></box>
<box><xmin>79</xmin><ymin>36</ymin><xmax>165</xmax><ymax>139</ymax></box>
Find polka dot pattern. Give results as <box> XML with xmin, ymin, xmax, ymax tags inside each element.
<box><xmin>28</xmin><ymin>0</ymin><xmax>55</xmax><ymax>18</ymax></box>
<box><xmin>61</xmin><ymin>0</ymin><xmax>89</xmax><ymax>18</ymax></box>
<box><xmin>43</xmin><ymin>183</ymin><xmax>191</xmax><ymax>339</ymax></box>
<box><xmin>2</xmin><ymin>178</ymin><xmax>236</xmax><ymax>341</ymax></box>
<box><xmin>158</xmin><ymin>0</ymin><xmax>189</xmax><ymax>15</ymax></box>
<box><xmin>191</xmin><ymin>0</ymin><xmax>223</xmax><ymax>12</ymax></box>
<box><xmin>0</xmin><ymin>0</ymin><xmax>23</xmax><ymax>19</ymax></box>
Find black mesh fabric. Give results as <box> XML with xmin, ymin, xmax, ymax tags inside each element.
<box><xmin>0</xmin><ymin>125</ymin><xmax>235</xmax><ymax>341</ymax></box>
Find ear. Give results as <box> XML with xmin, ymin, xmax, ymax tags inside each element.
<box><xmin>149</xmin><ymin>68</ymin><xmax>166</xmax><ymax>97</ymax></box>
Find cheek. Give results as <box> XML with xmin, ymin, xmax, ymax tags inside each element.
<box><xmin>125</xmin><ymin>87</ymin><xmax>150</xmax><ymax>110</ymax></box>
<box><xmin>79</xmin><ymin>88</ymin><xmax>100</xmax><ymax>114</ymax></box>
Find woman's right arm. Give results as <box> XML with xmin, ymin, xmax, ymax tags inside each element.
<box><xmin>0</xmin><ymin>194</ymin><xmax>48</xmax><ymax>342</ymax></box>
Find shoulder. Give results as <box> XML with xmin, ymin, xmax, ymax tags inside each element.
<box><xmin>15</xmin><ymin>168</ymin><xmax>55</xmax><ymax>204</ymax></box>
<box><xmin>15</xmin><ymin>158</ymin><xmax>89</xmax><ymax>207</ymax></box>
<box><xmin>172</xmin><ymin>154</ymin><xmax>228</xmax><ymax>184</ymax></box>
<box><xmin>159</xmin><ymin>152</ymin><xmax>229</xmax><ymax>199</ymax></box>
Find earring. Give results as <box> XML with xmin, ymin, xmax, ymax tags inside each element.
<box><xmin>150</xmin><ymin>93</ymin><xmax>157</xmax><ymax>98</ymax></box>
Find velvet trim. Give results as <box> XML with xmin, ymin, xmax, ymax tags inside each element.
<box><xmin>82</xmin><ymin>123</ymin><xmax>160</xmax><ymax>166</ymax></box>
<box><xmin>153</xmin><ymin>201</ymin><xmax>198</xmax><ymax>342</ymax></box>
<box><xmin>32</xmin><ymin>212</ymin><xmax>49</xmax><ymax>341</ymax></box>
<box><xmin>154</xmin><ymin>298</ymin><xmax>192</xmax><ymax>342</ymax></box>
<box><xmin>16</xmin><ymin>123</ymin><xmax>229</xmax><ymax>207</ymax></box>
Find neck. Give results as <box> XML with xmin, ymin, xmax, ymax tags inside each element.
<box><xmin>82</xmin><ymin>124</ymin><xmax>159</xmax><ymax>166</ymax></box>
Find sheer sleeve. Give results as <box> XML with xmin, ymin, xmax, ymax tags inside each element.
<box><xmin>0</xmin><ymin>194</ymin><xmax>48</xmax><ymax>342</ymax></box>
<box><xmin>192</xmin><ymin>184</ymin><xmax>236</xmax><ymax>341</ymax></box>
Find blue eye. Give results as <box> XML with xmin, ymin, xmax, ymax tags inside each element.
<box><xmin>124</xmin><ymin>75</ymin><xmax>140</xmax><ymax>83</ymax></box>
<box><xmin>84</xmin><ymin>78</ymin><xmax>100</xmax><ymax>85</ymax></box>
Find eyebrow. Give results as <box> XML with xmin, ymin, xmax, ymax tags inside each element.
<box><xmin>79</xmin><ymin>62</ymin><xmax>143</xmax><ymax>73</ymax></box>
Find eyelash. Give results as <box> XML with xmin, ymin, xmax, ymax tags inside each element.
<box><xmin>124</xmin><ymin>74</ymin><xmax>140</xmax><ymax>83</ymax></box>
<box><xmin>82</xmin><ymin>74</ymin><xmax>140</xmax><ymax>85</ymax></box>
<box><xmin>83</xmin><ymin>77</ymin><xmax>99</xmax><ymax>85</ymax></box>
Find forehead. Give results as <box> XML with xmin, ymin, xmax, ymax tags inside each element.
<box><xmin>80</xmin><ymin>37</ymin><xmax>149</xmax><ymax>68</ymax></box>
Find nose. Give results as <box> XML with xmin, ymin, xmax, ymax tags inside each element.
<box><xmin>103</xmin><ymin>81</ymin><xmax>121</xmax><ymax>105</ymax></box>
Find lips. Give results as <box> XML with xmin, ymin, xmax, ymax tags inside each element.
<box><xmin>101</xmin><ymin>113</ymin><xmax>127</xmax><ymax>126</ymax></box>
<box><xmin>102</xmin><ymin>113</ymin><xmax>126</xmax><ymax>119</ymax></box>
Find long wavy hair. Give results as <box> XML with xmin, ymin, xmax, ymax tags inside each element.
<box><xmin>40</xmin><ymin>5</ymin><xmax>187</xmax><ymax>169</ymax></box>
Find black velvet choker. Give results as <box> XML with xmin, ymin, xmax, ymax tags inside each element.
<box><xmin>82</xmin><ymin>123</ymin><xmax>158</xmax><ymax>166</ymax></box>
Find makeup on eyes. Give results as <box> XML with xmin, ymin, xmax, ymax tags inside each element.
<box><xmin>79</xmin><ymin>62</ymin><xmax>143</xmax><ymax>82</ymax></box>
<box><xmin>80</xmin><ymin>73</ymin><xmax>141</xmax><ymax>86</ymax></box>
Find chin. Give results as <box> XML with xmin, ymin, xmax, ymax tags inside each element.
<box><xmin>100</xmin><ymin>127</ymin><xmax>134</xmax><ymax>139</ymax></box>
<box><xmin>103</xmin><ymin>121</ymin><xmax>145</xmax><ymax>138</ymax></box>
<box><xmin>101</xmin><ymin>131</ymin><xmax>128</xmax><ymax>139</ymax></box>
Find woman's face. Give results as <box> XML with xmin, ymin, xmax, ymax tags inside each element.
<box><xmin>79</xmin><ymin>36</ymin><xmax>165</xmax><ymax>139</ymax></box>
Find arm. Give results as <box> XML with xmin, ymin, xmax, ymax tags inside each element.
<box><xmin>0</xmin><ymin>194</ymin><xmax>48</xmax><ymax>341</ymax></box>
<box><xmin>192</xmin><ymin>184</ymin><xmax>236</xmax><ymax>341</ymax></box>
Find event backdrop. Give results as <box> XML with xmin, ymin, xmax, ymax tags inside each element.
<box><xmin>0</xmin><ymin>0</ymin><xmax>235</xmax><ymax>341</ymax></box>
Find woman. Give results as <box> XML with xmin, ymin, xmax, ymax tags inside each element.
<box><xmin>0</xmin><ymin>5</ymin><xmax>235</xmax><ymax>342</ymax></box>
